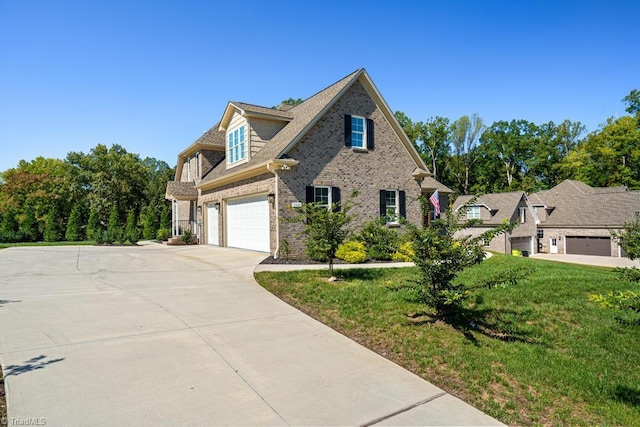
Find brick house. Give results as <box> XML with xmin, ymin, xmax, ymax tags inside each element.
<box><xmin>530</xmin><ymin>180</ymin><xmax>640</xmax><ymax>257</ymax></box>
<box><xmin>452</xmin><ymin>180</ymin><xmax>640</xmax><ymax>257</ymax></box>
<box><xmin>452</xmin><ymin>192</ymin><xmax>540</xmax><ymax>255</ymax></box>
<box><xmin>165</xmin><ymin>69</ymin><xmax>452</xmax><ymax>257</ymax></box>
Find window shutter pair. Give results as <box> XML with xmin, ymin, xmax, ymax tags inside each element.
<box><xmin>305</xmin><ymin>186</ymin><xmax>342</xmax><ymax>212</ymax></box>
<box><xmin>344</xmin><ymin>115</ymin><xmax>374</xmax><ymax>149</ymax></box>
<box><xmin>379</xmin><ymin>190</ymin><xmax>406</xmax><ymax>219</ymax></box>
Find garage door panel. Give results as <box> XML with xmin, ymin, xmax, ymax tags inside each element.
<box><xmin>510</xmin><ymin>237</ymin><xmax>532</xmax><ymax>253</ymax></box>
<box><xmin>207</xmin><ymin>204</ymin><xmax>219</xmax><ymax>246</ymax></box>
<box><xmin>227</xmin><ymin>195</ymin><xmax>270</xmax><ymax>253</ymax></box>
<box><xmin>566</xmin><ymin>236</ymin><xmax>610</xmax><ymax>256</ymax></box>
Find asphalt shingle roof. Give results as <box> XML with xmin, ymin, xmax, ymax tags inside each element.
<box><xmin>199</xmin><ymin>69</ymin><xmax>362</xmax><ymax>186</ymax></box>
<box><xmin>230</xmin><ymin>102</ymin><xmax>294</xmax><ymax>120</ymax></box>
<box><xmin>193</xmin><ymin>122</ymin><xmax>225</xmax><ymax>147</ymax></box>
<box><xmin>166</xmin><ymin>181</ymin><xmax>198</xmax><ymax>199</ymax></box>
<box><xmin>452</xmin><ymin>191</ymin><xmax>527</xmax><ymax>225</ymax></box>
<box><xmin>532</xmin><ymin>180</ymin><xmax>640</xmax><ymax>227</ymax></box>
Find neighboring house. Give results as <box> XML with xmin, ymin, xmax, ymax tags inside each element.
<box><xmin>452</xmin><ymin>192</ymin><xmax>540</xmax><ymax>255</ymax></box>
<box><xmin>530</xmin><ymin>180</ymin><xmax>640</xmax><ymax>257</ymax></box>
<box><xmin>166</xmin><ymin>68</ymin><xmax>452</xmax><ymax>257</ymax></box>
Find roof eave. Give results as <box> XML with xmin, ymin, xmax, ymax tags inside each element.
<box><xmin>197</xmin><ymin>159</ymin><xmax>300</xmax><ymax>191</ymax></box>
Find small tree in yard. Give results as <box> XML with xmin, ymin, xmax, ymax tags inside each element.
<box><xmin>290</xmin><ymin>191</ymin><xmax>357</xmax><ymax>276</ymax></box>
<box><xmin>403</xmin><ymin>197</ymin><xmax>515</xmax><ymax>317</ymax></box>
<box><xmin>86</xmin><ymin>207</ymin><xmax>102</xmax><ymax>241</ymax></box>
<box><xmin>590</xmin><ymin>214</ymin><xmax>640</xmax><ymax>322</ymax></box>
<box><xmin>612</xmin><ymin>213</ymin><xmax>640</xmax><ymax>261</ymax></box>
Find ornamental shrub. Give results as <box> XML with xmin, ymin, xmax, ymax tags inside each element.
<box><xmin>157</xmin><ymin>228</ymin><xmax>171</xmax><ymax>241</ymax></box>
<box><xmin>336</xmin><ymin>241</ymin><xmax>367</xmax><ymax>264</ymax></box>
<box><xmin>392</xmin><ymin>241</ymin><xmax>414</xmax><ymax>262</ymax></box>
<box><xmin>356</xmin><ymin>219</ymin><xmax>399</xmax><ymax>260</ymax></box>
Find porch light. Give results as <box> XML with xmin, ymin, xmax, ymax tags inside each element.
<box><xmin>267</xmin><ymin>193</ymin><xmax>275</xmax><ymax>205</ymax></box>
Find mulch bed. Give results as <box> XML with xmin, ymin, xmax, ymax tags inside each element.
<box><xmin>259</xmin><ymin>256</ymin><xmax>397</xmax><ymax>265</ymax></box>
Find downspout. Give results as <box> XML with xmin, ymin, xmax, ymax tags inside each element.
<box><xmin>267</xmin><ymin>163</ymin><xmax>280</xmax><ymax>259</ymax></box>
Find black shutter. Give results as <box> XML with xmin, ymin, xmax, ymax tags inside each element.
<box><xmin>306</xmin><ymin>186</ymin><xmax>314</xmax><ymax>204</ymax></box>
<box><xmin>379</xmin><ymin>190</ymin><xmax>386</xmax><ymax>218</ymax></box>
<box><xmin>344</xmin><ymin>115</ymin><xmax>352</xmax><ymax>147</ymax></box>
<box><xmin>366</xmin><ymin>119</ymin><xmax>374</xmax><ymax>150</ymax></box>
<box><xmin>331</xmin><ymin>187</ymin><xmax>341</xmax><ymax>212</ymax></box>
<box><xmin>399</xmin><ymin>190</ymin><xmax>406</xmax><ymax>219</ymax></box>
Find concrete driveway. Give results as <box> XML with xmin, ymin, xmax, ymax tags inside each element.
<box><xmin>530</xmin><ymin>253</ymin><xmax>640</xmax><ymax>268</ymax></box>
<box><xmin>0</xmin><ymin>243</ymin><xmax>501</xmax><ymax>426</ymax></box>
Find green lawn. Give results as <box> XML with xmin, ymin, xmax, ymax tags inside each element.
<box><xmin>0</xmin><ymin>241</ymin><xmax>97</xmax><ymax>249</ymax></box>
<box><xmin>255</xmin><ymin>255</ymin><xmax>640</xmax><ymax>426</ymax></box>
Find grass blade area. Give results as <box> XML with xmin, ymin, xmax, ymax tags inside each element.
<box><xmin>255</xmin><ymin>255</ymin><xmax>640</xmax><ymax>425</ymax></box>
<box><xmin>0</xmin><ymin>241</ymin><xmax>97</xmax><ymax>250</ymax></box>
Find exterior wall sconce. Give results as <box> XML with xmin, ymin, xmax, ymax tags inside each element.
<box><xmin>196</xmin><ymin>205</ymin><xmax>202</xmax><ymax>215</ymax></box>
<box><xmin>267</xmin><ymin>193</ymin><xmax>276</xmax><ymax>205</ymax></box>
<box><xmin>214</xmin><ymin>202</ymin><xmax>221</xmax><ymax>209</ymax></box>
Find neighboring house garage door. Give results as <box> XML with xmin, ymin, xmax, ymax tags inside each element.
<box><xmin>226</xmin><ymin>194</ymin><xmax>270</xmax><ymax>252</ymax></box>
<box><xmin>510</xmin><ymin>236</ymin><xmax>532</xmax><ymax>253</ymax></box>
<box><xmin>207</xmin><ymin>203</ymin><xmax>219</xmax><ymax>245</ymax></box>
<box><xmin>566</xmin><ymin>236</ymin><xmax>611</xmax><ymax>256</ymax></box>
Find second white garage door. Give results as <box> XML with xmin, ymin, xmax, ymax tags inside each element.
<box><xmin>226</xmin><ymin>194</ymin><xmax>270</xmax><ymax>252</ymax></box>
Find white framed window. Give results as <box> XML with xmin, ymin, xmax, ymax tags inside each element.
<box><xmin>385</xmin><ymin>189</ymin><xmax>399</xmax><ymax>222</ymax></box>
<box><xmin>467</xmin><ymin>206</ymin><xmax>481</xmax><ymax>219</ymax></box>
<box><xmin>519</xmin><ymin>207</ymin><xmax>526</xmax><ymax>223</ymax></box>
<box><xmin>314</xmin><ymin>186</ymin><xmax>331</xmax><ymax>209</ymax></box>
<box><xmin>227</xmin><ymin>125</ymin><xmax>247</xmax><ymax>165</ymax></box>
<box><xmin>195</xmin><ymin>152</ymin><xmax>200</xmax><ymax>178</ymax></box>
<box><xmin>351</xmin><ymin>115</ymin><xmax>366</xmax><ymax>149</ymax></box>
<box><xmin>186</xmin><ymin>157</ymin><xmax>192</xmax><ymax>181</ymax></box>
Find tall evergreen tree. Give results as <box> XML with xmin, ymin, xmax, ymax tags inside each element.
<box><xmin>20</xmin><ymin>208</ymin><xmax>39</xmax><ymax>242</ymax></box>
<box><xmin>65</xmin><ymin>204</ymin><xmax>83</xmax><ymax>241</ymax></box>
<box><xmin>86</xmin><ymin>207</ymin><xmax>101</xmax><ymax>241</ymax></box>
<box><xmin>44</xmin><ymin>205</ymin><xmax>62</xmax><ymax>242</ymax></box>
<box><xmin>124</xmin><ymin>209</ymin><xmax>140</xmax><ymax>244</ymax></box>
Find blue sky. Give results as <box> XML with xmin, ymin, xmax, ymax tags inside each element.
<box><xmin>0</xmin><ymin>0</ymin><xmax>638</xmax><ymax>172</ymax></box>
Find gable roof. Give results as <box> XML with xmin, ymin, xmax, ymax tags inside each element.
<box><xmin>165</xmin><ymin>181</ymin><xmax>198</xmax><ymax>200</ymax></box>
<box><xmin>198</xmin><ymin>69</ymin><xmax>431</xmax><ymax>190</ymax></box>
<box><xmin>174</xmin><ymin>122</ymin><xmax>226</xmax><ymax>183</ymax></box>
<box><xmin>533</xmin><ymin>179</ymin><xmax>640</xmax><ymax>227</ymax></box>
<box><xmin>219</xmin><ymin>102</ymin><xmax>294</xmax><ymax>131</ymax></box>
<box><xmin>453</xmin><ymin>191</ymin><xmax>538</xmax><ymax>225</ymax></box>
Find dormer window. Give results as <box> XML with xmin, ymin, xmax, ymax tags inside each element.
<box><xmin>467</xmin><ymin>206</ymin><xmax>481</xmax><ymax>219</ymax></box>
<box><xmin>227</xmin><ymin>125</ymin><xmax>247</xmax><ymax>165</ymax></box>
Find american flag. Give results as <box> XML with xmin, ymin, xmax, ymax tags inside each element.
<box><xmin>429</xmin><ymin>190</ymin><xmax>441</xmax><ymax>217</ymax></box>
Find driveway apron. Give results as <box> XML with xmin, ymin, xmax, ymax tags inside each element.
<box><xmin>0</xmin><ymin>244</ymin><xmax>501</xmax><ymax>426</ymax></box>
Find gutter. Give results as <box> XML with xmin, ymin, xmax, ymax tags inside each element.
<box><xmin>197</xmin><ymin>158</ymin><xmax>299</xmax><ymax>191</ymax></box>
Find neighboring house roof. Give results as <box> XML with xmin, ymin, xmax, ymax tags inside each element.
<box><xmin>452</xmin><ymin>191</ymin><xmax>538</xmax><ymax>225</ymax></box>
<box><xmin>165</xmin><ymin>181</ymin><xmax>198</xmax><ymax>200</ymax></box>
<box><xmin>197</xmin><ymin>68</ymin><xmax>432</xmax><ymax>190</ymax></box>
<box><xmin>533</xmin><ymin>179</ymin><xmax>640</xmax><ymax>227</ymax></box>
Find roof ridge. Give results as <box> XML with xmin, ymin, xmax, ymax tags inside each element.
<box><xmin>290</xmin><ymin>68</ymin><xmax>363</xmax><ymax>111</ymax></box>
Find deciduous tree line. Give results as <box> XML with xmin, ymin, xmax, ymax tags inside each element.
<box><xmin>396</xmin><ymin>89</ymin><xmax>640</xmax><ymax>194</ymax></box>
<box><xmin>0</xmin><ymin>144</ymin><xmax>174</xmax><ymax>243</ymax></box>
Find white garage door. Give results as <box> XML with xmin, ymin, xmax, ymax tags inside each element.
<box><xmin>207</xmin><ymin>203</ymin><xmax>219</xmax><ymax>245</ymax></box>
<box><xmin>226</xmin><ymin>194</ymin><xmax>270</xmax><ymax>252</ymax></box>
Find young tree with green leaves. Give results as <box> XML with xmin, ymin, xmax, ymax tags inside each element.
<box><xmin>290</xmin><ymin>192</ymin><xmax>357</xmax><ymax>276</ymax></box>
<box><xmin>402</xmin><ymin>198</ymin><xmax>515</xmax><ymax>317</ymax></box>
